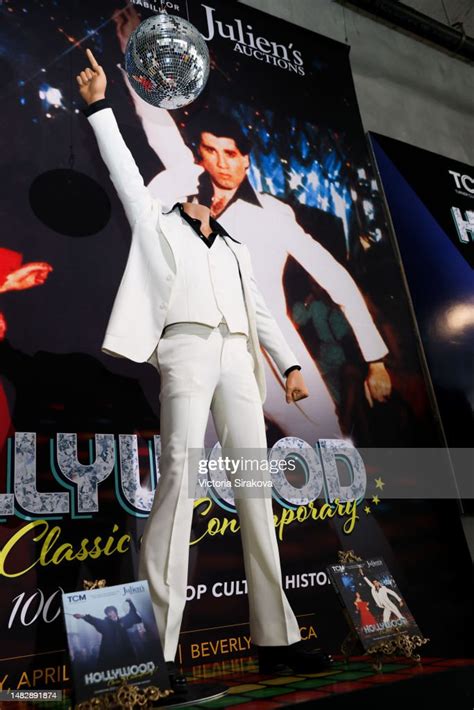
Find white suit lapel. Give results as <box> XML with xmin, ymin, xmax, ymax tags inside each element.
<box><xmin>223</xmin><ymin>235</ymin><xmax>262</xmax><ymax>372</ymax></box>
<box><xmin>156</xmin><ymin>207</ymin><xmax>184</xmax><ymax>265</ymax></box>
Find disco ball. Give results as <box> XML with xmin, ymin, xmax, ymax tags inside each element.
<box><xmin>124</xmin><ymin>13</ymin><xmax>210</xmax><ymax>110</ymax></box>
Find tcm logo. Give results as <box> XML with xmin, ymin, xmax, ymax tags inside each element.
<box><xmin>67</xmin><ymin>593</ymin><xmax>87</xmax><ymax>602</ymax></box>
<box><xmin>449</xmin><ymin>170</ymin><xmax>474</xmax><ymax>194</ymax></box>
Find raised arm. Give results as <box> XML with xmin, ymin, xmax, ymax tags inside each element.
<box><xmin>363</xmin><ymin>576</ymin><xmax>375</xmax><ymax>589</ymax></box>
<box><xmin>113</xmin><ymin>5</ymin><xmax>193</xmax><ymax>170</ymax></box>
<box><xmin>123</xmin><ymin>70</ymin><xmax>194</xmax><ymax>170</ymax></box>
<box><xmin>77</xmin><ymin>49</ymin><xmax>156</xmax><ymax>228</ymax></box>
<box><xmin>120</xmin><ymin>599</ymin><xmax>142</xmax><ymax>628</ymax></box>
<box><xmin>121</xmin><ymin>70</ymin><xmax>202</xmax><ymax>205</ymax></box>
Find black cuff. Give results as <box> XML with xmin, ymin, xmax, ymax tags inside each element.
<box><xmin>284</xmin><ymin>365</ymin><xmax>301</xmax><ymax>377</ymax></box>
<box><xmin>82</xmin><ymin>99</ymin><xmax>110</xmax><ymax>117</ymax></box>
<box><xmin>367</xmin><ymin>357</ymin><xmax>385</xmax><ymax>364</ymax></box>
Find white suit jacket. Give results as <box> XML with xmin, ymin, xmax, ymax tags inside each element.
<box><xmin>87</xmin><ymin>108</ymin><xmax>300</xmax><ymax>403</ymax></box>
<box><xmin>124</xmin><ymin>86</ymin><xmax>389</xmax><ymax>364</ymax></box>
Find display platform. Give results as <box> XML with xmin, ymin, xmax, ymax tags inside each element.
<box><xmin>152</xmin><ymin>682</ymin><xmax>229</xmax><ymax>708</ymax></box>
<box><xmin>6</xmin><ymin>654</ymin><xmax>472</xmax><ymax>709</ymax></box>
<box><xmin>183</xmin><ymin>655</ymin><xmax>474</xmax><ymax>708</ymax></box>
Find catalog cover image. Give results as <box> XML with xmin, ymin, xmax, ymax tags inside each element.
<box><xmin>62</xmin><ymin>581</ymin><xmax>169</xmax><ymax>703</ymax></box>
<box><xmin>328</xmin><ymin>558</ymin><xmax>421</xmax><ymax>651</ymax></box>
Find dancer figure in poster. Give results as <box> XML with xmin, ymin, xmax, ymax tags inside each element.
<box><xmin>362</xmin><ymin>575</ymin><xmax>405</xmax><ymax>622</ymax></box>
<box><xmin>73</xmin><ymin>599</ymin><xmax>142</xmax><ymax>669</ymax></box>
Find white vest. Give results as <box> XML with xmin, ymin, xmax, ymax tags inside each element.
<box><xmin>164</xmin><ymin>221</ymin><xmax>249</xmax><ymax>336</ymax></box>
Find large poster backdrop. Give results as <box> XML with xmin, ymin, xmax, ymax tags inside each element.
<box><xmin>0</xmin><ymin>0</ymin><xmax>472</xmax><ymax>691</ymax></box>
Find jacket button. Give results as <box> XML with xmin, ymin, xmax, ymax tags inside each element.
<box><xmin>166</xmin><ymin>275</ymin><xmax>172</xmax><ymax>281</ymax></box>
<box><xmin>160</xmin><ymin>304</ymin><xmax>166</xmax><ymax>310</ymax></box>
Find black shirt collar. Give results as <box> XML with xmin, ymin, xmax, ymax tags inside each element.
<box><xmin>232</xmin><ymin>176</ymin><xmax>261</xmax><ymax>208</ymax></box>
<box><xmin>164</xmin><ymin>202</ymin><xmax>240</xmax><ymax>243</ymax></box>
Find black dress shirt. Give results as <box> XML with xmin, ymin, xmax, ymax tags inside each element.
<box><xmin>171</xmin><ymin>202</ymin><xmax>225</xmax><ymax>248</ymax></box>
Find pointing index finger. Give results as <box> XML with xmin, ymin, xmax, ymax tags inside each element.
<box><xmin>86</xmin><ymin>48</ymin><xmax>99</xmax><ymax>70</ymax></box>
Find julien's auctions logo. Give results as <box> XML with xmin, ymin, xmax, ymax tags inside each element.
<box><xmin>123</xmin><ymin>583</ymin><xmax>145</xmax><ymax>595</ymax></box>
<box><xmin>200</xmin><ymin>3</ymin><xmax>305</xmax><ymax>76</ymax></box>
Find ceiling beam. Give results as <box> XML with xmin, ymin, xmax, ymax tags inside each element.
<box><xmin>336</xmin><ymin>0</ymin><xmax>474</xmax><ymax>63</ymax></box>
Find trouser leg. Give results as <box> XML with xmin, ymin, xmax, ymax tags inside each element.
<box><xmin>205</xmin><ymin>337</ymin><xmax>343</xmax><ymax>448</ymax></box>
<box><xmin>139</xmin><ymin>325</ymin><xmax>219</xmax><ymax>661</ymax></box>
<box><xmin>387</xmin><ymin>601</ymin><xmax>403</xmax><ymax>619</ymax></box>
<box><xmin>210</xmin><ymin>330</ymin><xmax>301</xmax><ymax>646</ymax></box>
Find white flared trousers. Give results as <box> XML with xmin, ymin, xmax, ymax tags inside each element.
<box><xmin>139</xmin><ymin>321</ymin><xmax>301</xmax><ymax>661</ymax></box>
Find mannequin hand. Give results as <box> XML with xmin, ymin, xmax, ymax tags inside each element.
<box><xmin>76</xmin><ymin>48</ymin><xmax>107</xmax><ymax>105</ymax></box>
<box><xmin>285</xmin><ymin>370</ymin><xmax>309</xmax><ymax>403</ymax></box>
